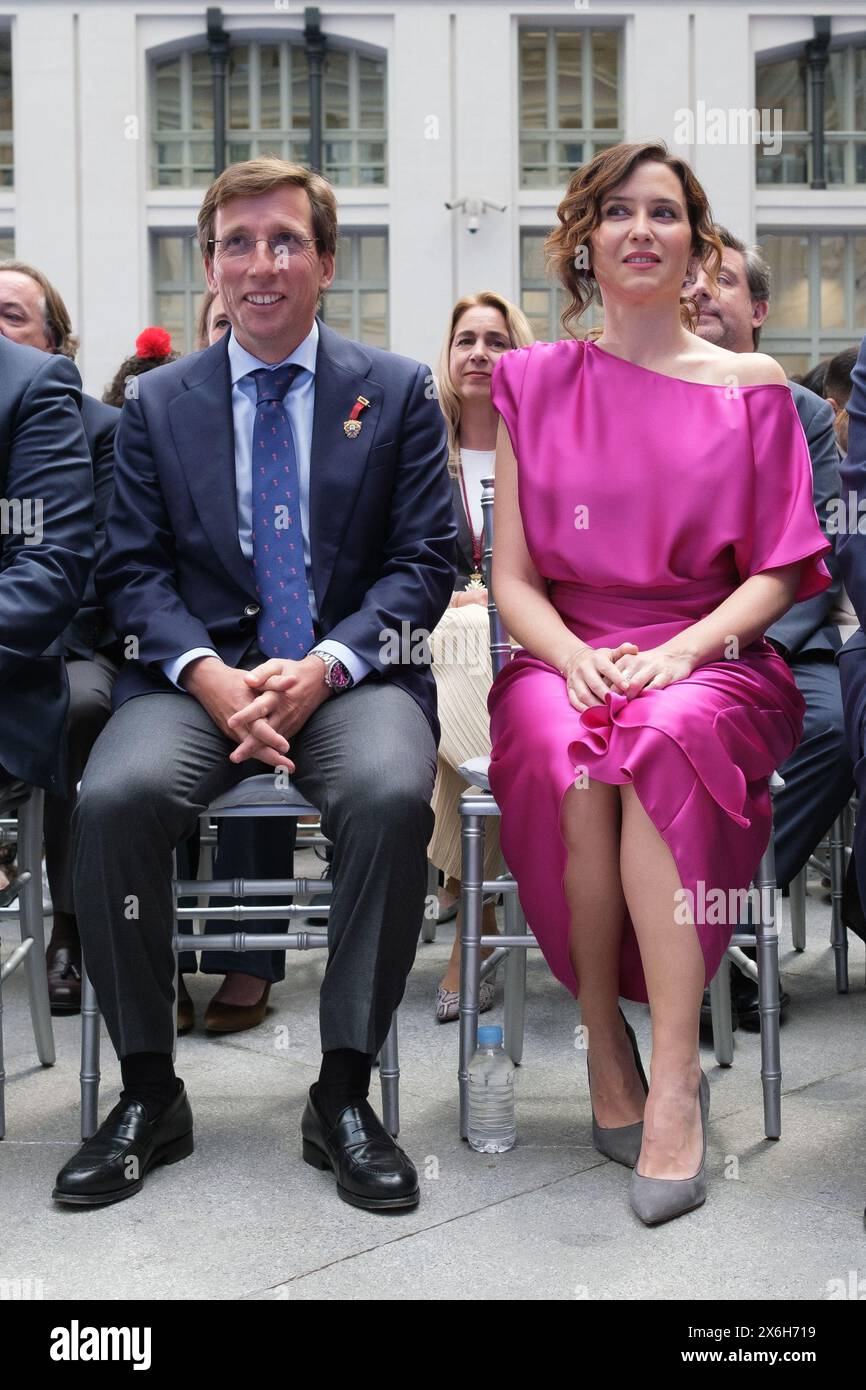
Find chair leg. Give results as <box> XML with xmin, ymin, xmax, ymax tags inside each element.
<box><xmin>458</xmin><ymin>810</ymin><xmax>485</xmax><ymax>1140</ymax></box>
<box><xmin>829</xmin><ymin>813</ymin><xmax>848</xmax><ymax>994</ymax></box>
<box><xmin>0</xmin><ymin>970</ymin><xmax>6</xmax><ymax>1139</ymax></box>
<box><xmin>420</xmin><ymin>859</ymin><xmax>438</xmax><ymax>943</ymax></box>
<box><xmin>788</xmin><ymin>867</ymin><xmax>806</xmax><ymax>951</ymax></box>
<box><xmin>709</xmin><ymin>958</ymin><xmax>734</xmax><ymax>1067</ymax></box>
<box><xmin>755</xmin><ymin>844</ymin><xmax>782</xmax><ymax>1140</ymax></box>
<box><xmin>80</xmin><ymin>961</ymin><xmax>101</xmax><ymax>1140</ymax></box>
<box><xmin>379</xmin><ymin>1015</ymin><xmax>400</xmax><ymax>1137</ymax></box>
<box><xmin>17</xmin><ymin>789</ymin><xmax>54</xmax><ymax>1067</ymax></box>
<box><xmin>503</xmin><ymin>887</ymin><xmax>527</xmax><ymax>1066</ymax></box>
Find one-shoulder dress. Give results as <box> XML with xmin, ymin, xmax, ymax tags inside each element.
<box><xmin>487</xmin><ymin>338</ymin><xmax>832</xmax><ymax>1002</ymax></box>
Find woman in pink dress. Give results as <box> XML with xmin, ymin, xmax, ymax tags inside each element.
<box><xmin>487</xmin><ymin>141</ymin><xmax>830</xmax><ymax>1225</ymax></box>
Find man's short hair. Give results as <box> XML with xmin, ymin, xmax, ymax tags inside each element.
<box><xmin>824</xmin><ymin>346</ymin><xmax>858</xmax><ymax>410</ymax></box>
<box><xmin>197</xmin><ymin>157</ymin><xmax>338</xmax><ymax>263</ymax></box>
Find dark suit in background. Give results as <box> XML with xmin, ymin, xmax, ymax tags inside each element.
<box><xmin>0</xmin><ymin>336</ymin><xmax>93</xmax><ymax>790</ymax></box>
<box><xmin>73</xmin><ymin>318</ymin><xmax>456</xmax><ymax>1060</ymax></box>
<box><xmin>44</xmin><ymin>393</ymin><xmax>121</xmax><ymax>919</ymax></box>
<box><xmin>766</xmin><ymin>381</ymin><xmax>853</xmax><ymax>888</ymax></box>
<box><xmin>836</xmin><ymin>336</ymin><xmax>866</xmax><ymax>908</ymax></box>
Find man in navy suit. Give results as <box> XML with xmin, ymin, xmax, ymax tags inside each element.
<box><xmin>0</xmin><ymin>261</ymin><xmax>120</xmax><ymax>1014</ymax></box>
<box><xmin>0</xmin><ymin>334</ymin><xmax>93</xmax><ymax>793</ymax></box>
<box><xmin>836</xmin><ymin>336</ymin><xmax>866</xmax><ymax>933</ymax></box>
<box><xmin>54</xmin><ymin>159</ymin><xmax>456</xmax><ymax>1211</ymax></box>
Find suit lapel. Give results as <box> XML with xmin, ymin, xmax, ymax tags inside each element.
<box><xmin>309</xmin><ymin>318</ymin><xmax>383</xmax><ymax>611</ymax></box>
<box><xmin>168</xmin><ymin>336</ymin><xmax>257</xmax><ymax>600</ymax></box>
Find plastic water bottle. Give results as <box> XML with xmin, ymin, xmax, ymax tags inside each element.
<box><xmin>468</xmin><ymin>1025</ymin><xmax>516</xmax><ymax>1153</ymax></box>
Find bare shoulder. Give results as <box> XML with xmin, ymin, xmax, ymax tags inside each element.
<box><xmin>726</xmin><ymin>351</ymin><xmax>788</xmax><ymax>388</ymax></box>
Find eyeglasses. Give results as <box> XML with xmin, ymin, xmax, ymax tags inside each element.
<box><xmin>208</xmin><ymin>232</ymin><xmax>319</xmax><ymax>261</ymax></box>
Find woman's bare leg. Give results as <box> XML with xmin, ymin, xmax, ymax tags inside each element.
<box><xmin>619</xmin><ymin>783</ymin><xmax>705</xmax><ymax>1179</ymax></box>
<box><xmin>562</xmin><ymin>780</ymin><xmax>646</xmax><ymax>1128</ymax></box>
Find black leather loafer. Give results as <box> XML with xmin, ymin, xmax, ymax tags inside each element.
<box><xmin>301</xmin><ymin>1087</ymin><xmax>419</xmax><ymax>1212</ymax></box>
<box><xmin>52</xmin><ymin>1084</ymin><xmax>193</xmax><ymax>1206</ymax></box>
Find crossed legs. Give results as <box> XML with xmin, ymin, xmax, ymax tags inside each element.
<box><xmin>561</xmin><ymin>778</ymin><xmax>705</xmax><ymax>1179</ymax></box>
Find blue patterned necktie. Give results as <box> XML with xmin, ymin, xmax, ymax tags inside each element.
<box><xmin>249</xmin><ymin>364</ymin><xmax>315</xmax><ymax>659</ymax></box>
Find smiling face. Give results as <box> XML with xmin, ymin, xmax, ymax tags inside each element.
<box><xmin>0</xmin><ymin>269</ymin><xmax>53</xmax><ymax>351</ymax></box>
<box><xmin>448</xmin><ymin>304</ymin><xmax>512</xmax><ymax>403</ymax></box>
<box><xmin>588</xmin><ymin>160</ymin><xmax>695</xmax><ymax>308</ymax></box>
<box><xmin>204</xmin><ymin>184</ymin><xmax>335</xmax><ymax>362</ymax></box>
<box><xmin>684</xmin><ymin>245</ymin><xmax>767</xmax><ymax>353</ymax></box>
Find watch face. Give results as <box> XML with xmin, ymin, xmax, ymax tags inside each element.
<box><xmin>329</xmin><ymin>660</ymin><xmax>351</xmax><ymax>689</ymax></box>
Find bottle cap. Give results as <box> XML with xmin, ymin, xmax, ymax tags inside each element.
<box><xmin>477</xmin><ymin>1025</ymin><xmax>503</xmax><ymax>1046</ymax></box>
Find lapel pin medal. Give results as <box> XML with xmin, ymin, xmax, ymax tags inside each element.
<box><xmin>343</xmin><ymin>395</ymin><xmax>370</xmax><ymax>438</ymax></box>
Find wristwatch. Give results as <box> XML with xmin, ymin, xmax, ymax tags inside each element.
<box><xmin>310</xmin><ymin>649</ymin><xmax>354</xmax><ymax>692</ymax></box>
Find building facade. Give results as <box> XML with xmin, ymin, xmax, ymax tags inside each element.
<box><xmin>0</xmin><ymin>0</ymin><xmax>864</xmax><ymax>395</ymax></box>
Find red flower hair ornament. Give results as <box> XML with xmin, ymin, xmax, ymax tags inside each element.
<box><xmin>135</xmin><ymin>327</ymin><xmax>173</xmax><ymax>359</ymax></box>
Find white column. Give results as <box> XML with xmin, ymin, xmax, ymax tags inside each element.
<box><xmin>389</xmin><ymin>5</ymin><xmax>453</xmax><ymax>368</ymax></box>
<box><xmin>691</xmin><ymin>8</ymin><xmax>754</xmax><ymax>243</ymax></box>
<box><xmin>451</xmin><ymin>7</ymin><xmax>514</xmax><ymax>308</ymax></box>
<box><xmin>628</xmin><ymin>7</ymin><xmax>691</xmax><ymax>148</ymax></box>
<box><xmin>13</xmin><ymin>6</ymin><xmax>80</xmax><ymax>329</ymax></box>
<box><xmin>77</xmin><ymin>6</ymin><xmax>142</xmax><ymax>397</ymax></box>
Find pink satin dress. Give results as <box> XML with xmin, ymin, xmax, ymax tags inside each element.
<box><xmin>487</xmin><ymin>337</ymin><xmax>832</xmax><ymax>1002</ymax></box>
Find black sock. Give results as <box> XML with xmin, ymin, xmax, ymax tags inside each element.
<box><xmin>314</xmin><ymin>1048</ymin><xmax>372</xmax><ymax>1125</ymax></box>
<box><xmin>120</xmin><ymin>1052</ymin><xmax>180</xmax><ymax>1115</ymax></box>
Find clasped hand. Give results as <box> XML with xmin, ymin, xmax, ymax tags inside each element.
<box><xmin>563</xmin><ymin>642</ymin><xmax>693</xmax><ymax>713</ymax></box>
<box><xmin>224</xmin><ymin>656</ymin><xmax>330</xmax><ymax>769</ymax></box>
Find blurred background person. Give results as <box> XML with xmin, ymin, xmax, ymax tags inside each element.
<box><xmin>428</xmin><ymin>292</ymin><xmax>534</xmax><ymax>1021</ymax></box>
<box><xmin>0</xmin><ymin>260</ymin><xmax>116</xmax><ymax>1013</ymax></box>
<box><xmin>685</xmin><ymin>228</ymin><xmax>853</xmax><ymax>1030</ymax></box>
<box><xmin>102</xmin><ymin>326</ymin><xmax>179</xmax><ymax>406</ymax></box>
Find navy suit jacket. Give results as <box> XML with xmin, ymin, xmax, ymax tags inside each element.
<box><xmin>62</xmin><ymin>393</ymin><xmax>119</xmax><ymax>659</ymax></box>
<box><xmin>836</xmin><ymin>335</ymin><xmax>866</xmax><ymax>749</ymax></box>
<box><xmin>765</xmin><ymin>382</ymin><xmax>842</xmax><ymax>659</ymax></box>
<box><xmin>97</xmin><ymin>317</ymin><xmax>457</xmax><ymax>740</ymax></box>
<box><xmin>0</xmin><ymin>336</ymin><xmax>94</xmax><ymax>789</ymax></box>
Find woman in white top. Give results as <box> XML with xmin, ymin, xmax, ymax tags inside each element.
<box><xmin>429</xmin><ymin>292</ymin><xmax>535</xmax><ymax>1020</ymax></box>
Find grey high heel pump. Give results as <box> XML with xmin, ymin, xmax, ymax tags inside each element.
<box><xmin>629</xmin><ymin>1070</ymin><xmax>710</xmax><ymax>1225</ymax></box>
<box><xmin>586</xmin><ymin>1008</ymin><xmax>649</xmax><ymax>1167</ymax></box>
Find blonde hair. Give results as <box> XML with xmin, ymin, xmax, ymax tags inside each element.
<box><xmin>544</xmin><ymin>140</ymin><xmax>724</xmax><ymax>339</ymax></box>
<box><xmin>435</xmin><ymin>292</ymin><xmax>535</xmax><ymax>475</ymax></box>
<box><xmin>0</xmin><ymin>260</ymin><xmax>79</xmax><ymax>359</ymax></box>
<box><xmin>197</xmin><ymin>157</ymin><xmax>338</xmax><ymax>262</ymax></box>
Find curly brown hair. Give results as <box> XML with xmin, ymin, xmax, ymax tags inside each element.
<box><xmin>544</xmin><ymin>141</ymin><xmax>724</xmax><ymax>339</ymax></box>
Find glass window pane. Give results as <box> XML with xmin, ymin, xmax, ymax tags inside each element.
<box><xmin>0</xmin><ymin>31</ymin><xmax>12</xmax><ymax>133</ymax></box>
<box><xmin>291</xmin><ymin>45</ymin><xmax>310</xmax><ymax>128</ymax></box>
<box><xmin>0</xmin><ymin>144</ymin><xmax>12</xmax><ymax>188</ymax></box>
<box><xmin>521</xmin><ymin>233</ymin><xmax>547</xmax><ymax>281</ymax></box>
<box><xmin>820</xmin><ymin>236</ymin><xmax>845</xmax><ymax>329</ymax></box>
<box><xmin>777</xmin><ymin>353</ymin><xmax>810</xmax><ymax>379</ymax></box>
<box><xmin>824</xmin><ymin>49</ymin><xmax>844</xmax><ymax>132</ymax></box>
<box><xmin>155</xmin><ymin>235</ymin><xmax>185</xmax><ymax>285</ymax></box>
<box><xmin>191</xmin><ymin>50</ymin><xmax>213</xmax><ymax>131</ymax></box>
<box><xmin>756</xmin><ymin>57</ymin><xmax>807</xmax><ymax>131</ymax></box>
<box><xmin>228</xmin><ymin>45</ymin><xmax>250</xmax><ymax>130</ymax></box>
<box><xmin>260</xmin><ymin>44</ymin><xmax>281</xmax><ymax>129</ymax></box>
<box><xmin>227</xmin><ymin>140</ymin><xmax>251</xmax><ymax>164</ymax></box>
<box><xmin>360</xmin><ymin>291</ymin><xmax>387</xmax><ymax>346</ymax></box>
<box><xmin>155</xmin><ymin>57</ymin><xmax>181</xmax><ymax>131</ymax></box>
<box><xmin>855</xmin><ymin>235</ymin><xmax>866</xmax><ymax>328</ymax></box>
<box><xmin>556</xmin><ymin>32</ymin><xmax>582</xmax><ymax>130</ymax></box>
<box><xmin>519</xmin><ymin>31</ymin><xmax>548</xmax><ymax>131</ymax></box>
<box><xmin>323</xmin><ymin>290</ymin><xmax>353</xmax><ymax>337</ymax></box>
<box><xmin>360</xmin><ymin>234</ymin><xmax>386</xmax><ymax>281</ymax></box>
<box><xmin>856</xmin><ymin>45</ymin><xmax>866</xmax><ymax>130</ymax></box>
<box><xmin>521</xmin><ymin>289</ymin><xmax>552</xmax><ymax>338</ymax></box>
<box><xmin>359</xmin><ymin>55</ymin><xmax>385</xmax><ymax>129</ymax></box>
<box><xmin>191</xmin><ymin>141</ymin><xmax>214</xmax><ymax>183</ymax></box>
<box><xmin>592</xmin><ymin>30</ymin><xmax>619</xmax><ymax>130</ymax></box>
<box><xmin>324</xmin><ymin>50</ymin><xmax>349</xmax><ymax>130</ymax></box>
<box><xmin>825</xmin><ymin>141</ymin><xmax>847</xmax><ymax>185</ymax></box>
<box><xmin>761</xmin><ymin>234</ymin><xmax>810</xmax><ymax>330</ymax></box>
<box><xmin>154</xmin><ymin>293</ymin><xmax>186</xmax><ymax>351</ymax></box>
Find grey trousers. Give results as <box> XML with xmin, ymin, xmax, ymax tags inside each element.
<box><xmin>71</xmin><ymin>680</ymin><xmax>437</xmax><ymax>1060</ymax></box>
<box><xmin>44</xmin><ymin>652</ymin><xmax>118</xmax><ymax>917</ymax></box>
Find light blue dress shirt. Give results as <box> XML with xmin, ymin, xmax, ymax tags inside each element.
<box><xmin>163</xmin><ymin>320</ymin><xmax>371</xmax><ymax>689</ymax></box>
